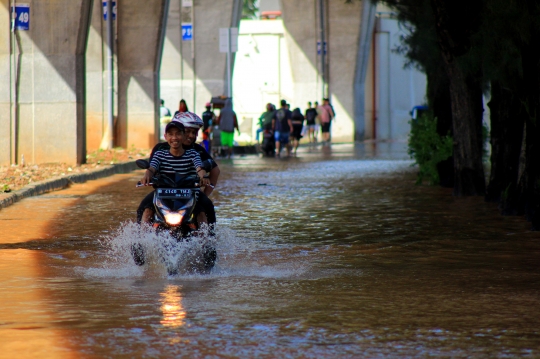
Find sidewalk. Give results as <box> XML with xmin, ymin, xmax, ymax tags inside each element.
<box><xmin>0</xmin><ymin>160</ymin><xmax>141</xmax><ymax>211</ymax></box>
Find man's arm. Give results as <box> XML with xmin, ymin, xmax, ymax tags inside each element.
<box><xmin>192</xmin><ymin>143</ymin><xmax>220</xmax><ymax>196</ymax></box>
<box><xmin>204</xmin><ymin>166</ymin><xmax>220</xmax><ymax>196</ymax></box>
<box><xmin>234</xmin><ymin>114</ymin><xmax>240</xmax><ymax>134</ymax></box>
<box><xmin>142</xmin><ymin>152</ymin><xmax>162</xmax><ymax>185</ymax></box>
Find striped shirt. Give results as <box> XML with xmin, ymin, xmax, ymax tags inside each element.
<box><xmin>150</xmin><ymin>149</ymin><xmax>202</xmax><ymax>178</ymax></box>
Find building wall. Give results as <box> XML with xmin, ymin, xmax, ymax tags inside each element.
<box><xmin>160</xmin><ymin>0</ymin><xmax>242</xmax><ymax>117</ymax></box>
<box><xmin>371</xmin><ymin>15</ymin><xmax>427</xmax><ymax>141</ymax></box>
<box><xmin>233</xmin><ymin>2</ymin><xmax>427</xmax><ymax>144</ymax></box>
<box><xmin>232</xmin><ymin>20</ymin><xmax>292</xmax><ymax>143</ymax></box>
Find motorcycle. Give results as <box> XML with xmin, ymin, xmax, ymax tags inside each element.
<box><xmin>131</xmin><ymin>159</ymin><xmax>216</xmax><ymax>274</ymax></box>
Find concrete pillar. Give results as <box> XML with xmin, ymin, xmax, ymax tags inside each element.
<box><xmin>281</xmin><ymin>0</ymin><xmax>363</xmax><ymax>143</ymax></box>
<box><xmin>116</xmin><ymin>0</ymin><xmax>168</xmax><ymax>149</ymax></box>
<box><xmin>85</xmin><ymin>0</ymin><xmax>118</xmax><ymax>151</ymax></box>
<box><xmin>0</xmin><ymin>0</ymin><xmax>92</xmax><ymax>166</ymax></box>
<box><xmin>354</xmin><ymin>0</ymin><xmax>376</xmax><ymax>141</ymax></box>
<box><xmin>160</xmin><ymin>0</ymin><xmax>242</xmax><ymax>116</ymax></box>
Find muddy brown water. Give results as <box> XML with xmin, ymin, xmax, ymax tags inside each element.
<box><xmin>1</xmin><ymin>143</ymin><xmax>539</xmax><ymax>358</ymax></box>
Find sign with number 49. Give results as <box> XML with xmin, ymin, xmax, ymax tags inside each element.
<box><xmin>11</xmin><ymin>3</ymin><xmax>30</xmax><ymax>31</ymax></box>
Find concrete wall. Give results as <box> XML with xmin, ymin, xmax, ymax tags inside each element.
<box><xmin>232</xmin><ymin>20</ymin><xmax>291</xmax><ymax>143</ymax></box>
<box><xmin>0</xmin><ymin>0</ymin><xmax>92</xmax><ymax>166</ymax></box>
<box><xmin>372</xmin><ymin>16</ymin><xmax>426</xmax><ymax>140</ymax></box>
<box><xmin>160</xmin><ymin>0</ymin><xmax>242</xmax><ymax>117</ymax></box>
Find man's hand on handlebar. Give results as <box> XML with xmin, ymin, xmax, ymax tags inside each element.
<box><xmin>141</xmin><ymin>168</ymin><xmax>154</xmax><ymax>186</ymax></box>
<box><xmin>196</xmin><ymin>166</ymin><xmax>210</xmax><ymax>187</ymax></box>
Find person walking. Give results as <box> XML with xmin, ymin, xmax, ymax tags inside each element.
<box><xmin>159</xmin><ymin>99</ymin><xmax>172</xmax><ymax>140</ymax></box>
<box><xmin>173</xmin><ymin>99</ymin><xmax>189</xmax><ymax>117</ymax></box>
<box><xmin>258</xmin><ymin>103</ymin><xmax>276</xmax><ymax>156</ymax></box>
<box><xmin>201</xmin><ymin>102</ymin><xmax>216</xmax><ymax>153</ymax></box>
<box><xmin>257</xmin><ymin>103</ymin><xmax>275</xmax><ymax>141</ymax></box>
<box><xmin>291</xmin><ymin>108</ymin><xmax>305</xmax><ymax>156</ymax></box>
<box><xmin>318</xmin><ymin>99</ymin><xmax>334</xmax><ymax>144</ymax></box>
<box><xmin>323</xmin><ymin>98</ymin><xmax>336</xmax><ymax>142</ymax></box>
<box><xmin>216</xmin><ymin>98</ymin><xmax>240</xmax><ymax>158</ymax></box>
<box><xmin>272</xmin><ymin>99</ymin><xmax>293</xmax><ymax>157</ymax></box>
<box><xmin>304</xmin><ymin>101</ymin><xmax>318</xmax><ymax>144</ymax></box>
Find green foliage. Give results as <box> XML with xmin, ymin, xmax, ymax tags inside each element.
<box><xmin>408</xmin><ymin>113</ymin><xmax>453</xmax><ymax>185</ymax></box>
<box><xmin>1</xmin><ymin>184</ymin><xmax>11</xmax><ymax>193</ymax></box>
<box><xmin>242</xmin><ymin>0</ymin><xmax>258</xmax><ymax>19</ymax></box>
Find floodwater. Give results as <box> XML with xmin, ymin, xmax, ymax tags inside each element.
<box><xmin>1</xmin><ymin>142</ymin><xmax>539</xmax><ymax>358</ymax></box>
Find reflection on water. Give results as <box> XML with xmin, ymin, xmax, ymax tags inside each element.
<box><xmin>0</xmin><ymin>143</ymin><xmax>539</xmax><ymax>358</ymax></box>
<box><xmin>160</xmin><ymin>285</ymin><xmax>186</xmax><ymax>328</ymax></box>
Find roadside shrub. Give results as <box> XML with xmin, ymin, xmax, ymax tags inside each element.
<box><xmin>408</xmin><ymin>112</ymin><xmax>453</xmax><ymax>185</ymax></box>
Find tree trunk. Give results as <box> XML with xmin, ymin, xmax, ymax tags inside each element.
<box><xmin>445</xmin><ymin>63</ymin><xmax>485</xmax><ymax>196</ymax></box>
<box><xmin>486</xmin><ymin>81</ymin><xmax>524</xmax><ymax>212</ymax></box>
<box><xmin>430</xmin><ymin>0</ymin><xmax>485</xmax><ymax>196</ymax></box>
<box><xmin>517</xmin><ymin>40</ymin><xmax>540</xmax><ymax>229</ymax></box>
<box><xmin>427</xmin><ymin>61</ymin><xmax>454</xmax><ymax>188</ymax></box>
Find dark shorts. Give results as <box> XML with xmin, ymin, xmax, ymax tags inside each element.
<box><xmin>291</xmin><ymin>124</ymin><xmax>303</xmax><ymax>140</ymax></box>
<box><xmin>321</xmin><ymin>122</ymin><xmax>331</xmax><ymax>133</ymax></box>
<box><xmin>274</xmin><ymin>131</ymin><xmax>290</xmax><ymax>144</ymax></box>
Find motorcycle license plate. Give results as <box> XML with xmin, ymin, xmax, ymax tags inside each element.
<box><xmin>157</xmin><ymin>188</ymin><xmax>192</xmax><ymax>199</ymax></box>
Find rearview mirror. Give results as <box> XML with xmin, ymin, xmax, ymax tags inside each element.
<box><xmin>136</xmin><ymin>159</ymin><xmax>150</xmax><ymax>169</ymax></box>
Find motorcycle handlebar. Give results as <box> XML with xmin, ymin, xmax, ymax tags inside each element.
<box><xmin>136</xmin><ymin>181</ymin><xmax>204</xmax><ymax>188</ymax></box>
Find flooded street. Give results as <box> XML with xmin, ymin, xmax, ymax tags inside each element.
<box><xmin>1</xmin><ymin>143</ymin><xmax>539</xmax><ymax>358</ymax></box>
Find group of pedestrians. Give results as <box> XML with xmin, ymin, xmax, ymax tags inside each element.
<box><xmin>161</xmin><ymin>98</ymin><xmax>241</xmax><ymax>159</ymax></box>
<box><xmin>257</xmin><ymin>98</ymin><xmax>336</xmax><ymax>157</ymax></box>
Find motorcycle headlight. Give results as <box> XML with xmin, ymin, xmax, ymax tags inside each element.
<box><xmin>163</xmin><ymin>209</ymin><xmax>185</xmax><ymax>226</ymax></box>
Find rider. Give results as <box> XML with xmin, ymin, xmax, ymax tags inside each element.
<box><xmin>137</xmin><ymin>112</ymin><xmax>220</xmax><ymax>226</ymax></box>
<box><xmin>139</xmin><ymin>121</ymin><xmax>209</xmax><ymax>225</ymax></box>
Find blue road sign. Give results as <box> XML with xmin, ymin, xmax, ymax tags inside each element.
<box><xmin>11</xmin><ymin>3</ymin><xmax>30</xmax><ymax>31</ymax></box>
<box><xmin>102</xmin><ymin>1</ymin><xmax>117</xmax><ymax>20</ymax></box>
<box><xmin>182</xmin><ymin>23</ymin><xmax>193</xmax><ymax>41</ymax></box>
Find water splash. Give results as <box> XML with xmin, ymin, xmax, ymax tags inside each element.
<box><xmin>83</xmin><ymin>221</ymin><xmax>310</xmax><ymax>280</ymax></box>
<box><xmin>83</xmin><ymin>222</ymin><xmax>216</xmax><ymax>278</ymax></box>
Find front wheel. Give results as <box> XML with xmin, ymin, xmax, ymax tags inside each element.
<box><xmin>131</xmin><ymin>243</ymin><xmax>145</xmax><ymax>266</ymax></box>
<box><xmin>202</xmin><ymin>244</ymin><xmax>217</xmax><ymax>272</ymax></box>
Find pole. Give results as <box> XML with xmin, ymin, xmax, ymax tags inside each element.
<box><xmin>227</xmin><ymin>28</ymin><xmax>232</xmax><ymax>98</ymax></box>
<box><xmin>106</xmin><ymin>0</ymin><xmax>114</xmax><ymax>149</ymax></box>
<box><xmin>9</xmin><ymin>0</ymin><xmax>15</xmax><ymax>164</ymax></box>
<box><xmin>191</xmin><ymin>3</ymin><xmax>196</xmax><ymax>113</ymax></box>
<box><xmin>10</xmin><ymin>1</ymin><xmax>19</xmax><ymax>165</ymax></box>
<box><xmin>318</xmin><ymin>0</ymin><xmax>326</xmax><ymax>99</ymax></box>
<box><xmin>179</xmin><ymin>0</ymin><xmax>183</xmax><ymax>99</ymax></box>
<box><xmin>277</xmin><ymin>34</ymin><xmax>281</xmax><ymax>100</ymax></box>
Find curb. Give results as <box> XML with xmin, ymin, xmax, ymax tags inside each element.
<box><xmin>0</xmin><ymin>160</ymin><xmax>143</xmax><ymax>211</ymax></box>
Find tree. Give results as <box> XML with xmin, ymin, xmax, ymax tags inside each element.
<box><xmin>242</xmin><ymin>0</ymin><xmax>259</xmax><ymax>19</ymax></box>
<box><xmin>379</xmin><ymin>0</ymin><xmax>540</xmax><ymax>227</ymax></box>
<box><xmin>430</xmin><ymin>0</ymin><xmax>486</xmax><ymax>197</ymax></box>
<box><xmin>383</xmin><ymin>0</ymin><xmax>454</xmax><ymax>187</ymax></box>
<box><xmin>479</xmin><ymin>0</ymin><xmax>540</xmax><ymax>228</ymax></box>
